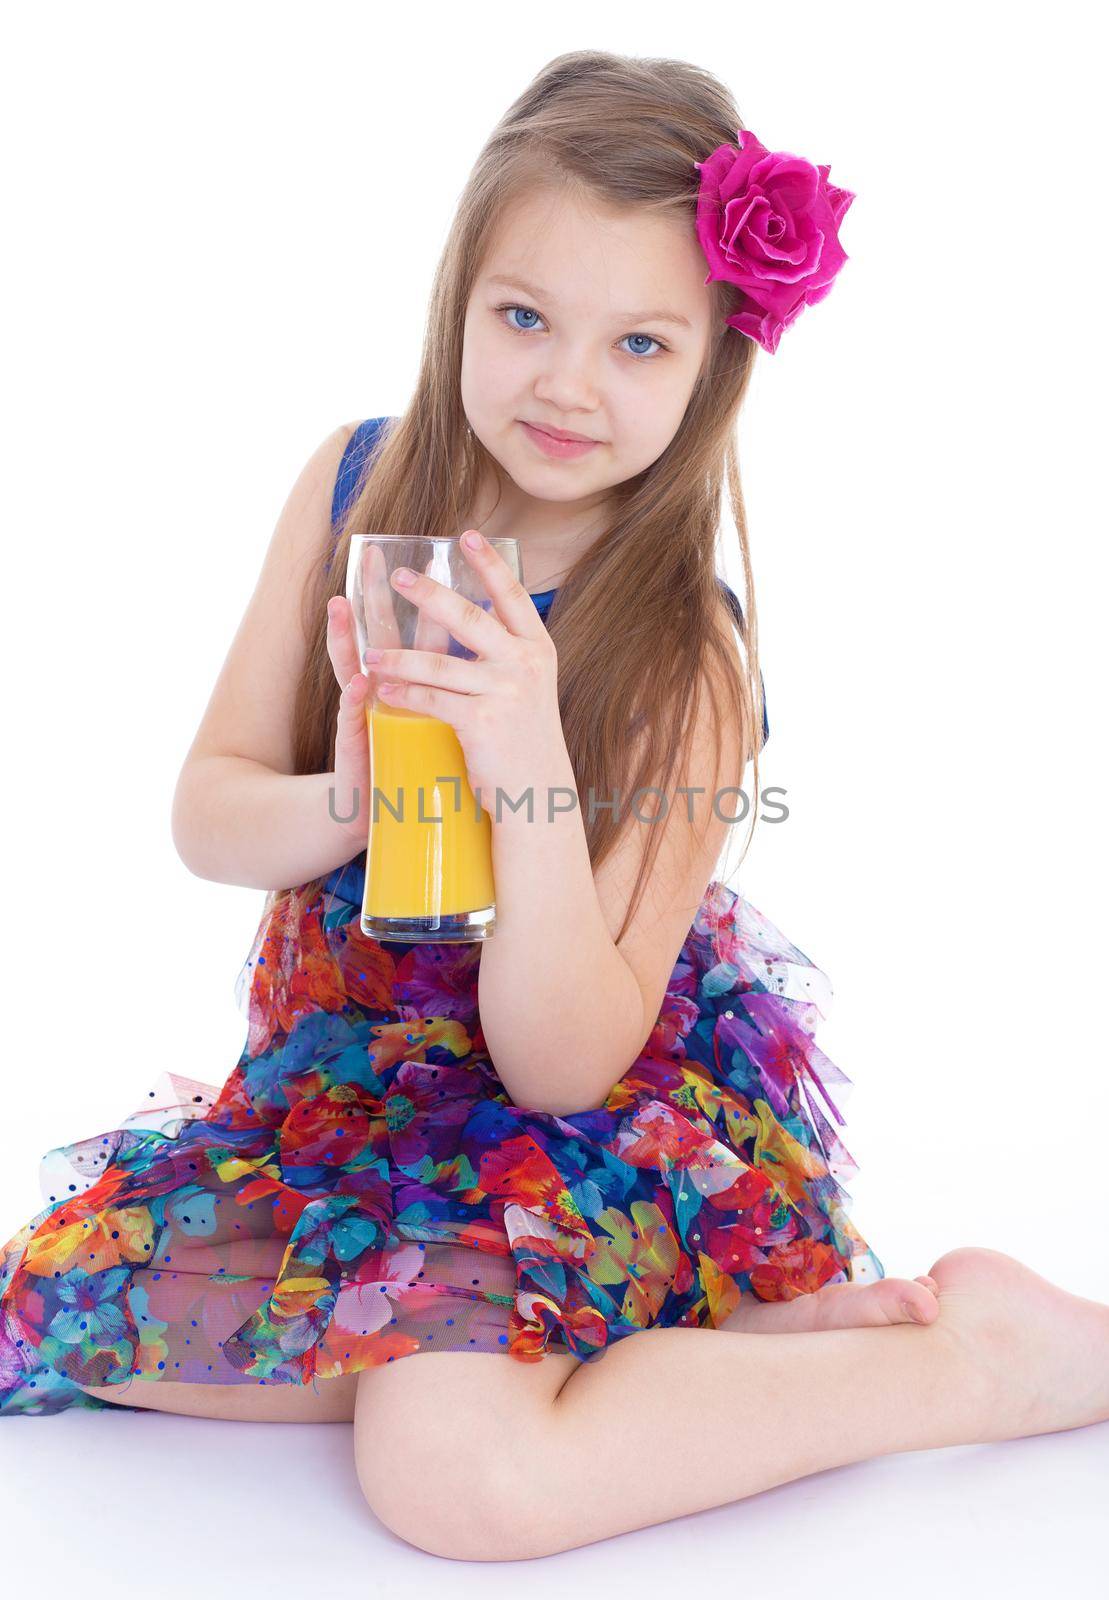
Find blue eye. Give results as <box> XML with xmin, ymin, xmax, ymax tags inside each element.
<box><xmin>495</xmin><ymin>303</ymin><xmax>669</xmax><ymax>360</ymax></box>
<box><xmin>504</xmin><ymin>305</ymin><xmax>542</xmax><ymax>332</ymax></box>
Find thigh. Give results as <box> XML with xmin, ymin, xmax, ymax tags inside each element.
<box><xmin>354</xmin><ymin>1345</ymin><xmax>578</xmax><ymax>1436</ymax></box>
<box><xmin>75</xmin><ymin>1373</ymin><xmax>359</xmax><ymax>1423</ymax></box>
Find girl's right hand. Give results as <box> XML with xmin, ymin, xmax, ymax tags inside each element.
<box><xmin>326</xmin><ymin>595</ymin><xmax>374</xmax><ymax>851</ymax></box>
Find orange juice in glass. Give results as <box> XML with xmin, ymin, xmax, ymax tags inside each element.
<box><xmin>344</xmin><ymin>533</ymin><xmax>521</xmax><ymax>941</ymax></box>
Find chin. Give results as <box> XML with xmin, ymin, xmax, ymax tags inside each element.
<box><xmin>512</xmin><ymin>463</ymin><xmax>608</xmax><ymax>500</ymax></box>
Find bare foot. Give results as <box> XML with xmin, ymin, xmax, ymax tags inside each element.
<box><xmin>720</xmin><ymin>1271</ymin><xmax>940</xmax><ymax>1334</ymax></box>
<box><xmin>926</xmin><ymin>1246</ymin><xmax>1109</xmax><ymax>1441</ymax></box>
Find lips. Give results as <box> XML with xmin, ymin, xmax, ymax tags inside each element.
<box><xmin>523</xmin><ymin>421</ymin><xmax>598</xmax><ymax>443</ymax></box>
<box><xmin>519</xmin><ymin>421</ymin><xmax>602</xmax><ymax>460</ymax></box>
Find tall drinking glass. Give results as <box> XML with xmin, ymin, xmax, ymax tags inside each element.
<box><xmin>345</xmin><ymin>534</ymin><xmax>521</xmax><ymax>942</ymax></box>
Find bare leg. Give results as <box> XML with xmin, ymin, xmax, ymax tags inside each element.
<box><xmin>352</xmin><ymin>1247</ymin><xmax>1109</xmax><ymax>1560</ymax></box>
<box><xmin>75</xmin><ymin>1371</ymin><xmax>358</xmax><ymax>1423</ymax></box>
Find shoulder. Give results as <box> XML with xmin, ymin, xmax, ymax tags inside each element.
<box><xmin>241</xmin><ymin>418</ymin><xmax>367</xmax><ymax>603</ymax></box>
<box><xmin>274</xmin><ymin>414</ymin><xmax>395</xmax><ymax>560</ymax></box>
<box><xmin>172</xmin><ymin>419</ymin><xmax>365</xmax><ymax>783</ymax></box>
<box><xmin>279</xmin><ymin>419</ymin><xmax>362</xmax><ymax>520</ymax></box>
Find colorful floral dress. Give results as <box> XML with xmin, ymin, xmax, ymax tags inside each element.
<box><xmin>0</xmin><ymin>419</ymin><xmax>884</xmax><ymax>1416</ymax></box>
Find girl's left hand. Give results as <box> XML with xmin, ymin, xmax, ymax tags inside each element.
<box><xmin>361</xmin><ymin>531</ymin><xmax>568</xmax><ymax>818</ymax></box>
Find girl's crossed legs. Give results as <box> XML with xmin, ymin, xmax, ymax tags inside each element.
<box><xmin>351</xmin><ymin>1246</ymin><xmax>1109</xmax><ymax>1560</ymax></box>
<box><xmin>75</xmin><ymin>1246</ymin><xmax>1109</xmax><ymax>1559</ymax></box>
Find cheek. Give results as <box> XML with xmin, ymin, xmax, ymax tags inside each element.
<box><xmin>461</xmin><ymin>329</ymin><xmax>521</xmax><ymax>410</ymax></box>
<box><xmin>602</xmin><ymin>393</ymin><xmax>694</xmax><ymax>479</ymax></box>
<box><xmin>610</xmin><ymin>382</ymin><xmax>686</xmax><ymax>449</ymax></box>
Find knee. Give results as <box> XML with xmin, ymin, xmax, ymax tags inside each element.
<box><xmin>355</xmin><ymin>1435</ymin><xmax>555</xmax><ymax>1561</ymax></box>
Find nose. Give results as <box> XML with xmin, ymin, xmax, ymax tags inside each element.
<box><xmin>531</xmin><ymin>339</ymin><xmax>602</xmax><ymax>416</ymax></box>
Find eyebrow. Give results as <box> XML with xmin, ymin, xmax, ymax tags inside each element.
<box><xmin>485</xmin><ymin>274</ymin><xmax>693</xmax><ymax>331</ymax></box>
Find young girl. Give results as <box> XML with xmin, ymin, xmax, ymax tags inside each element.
<box><xmin>2</xmin><ymin>49</ymin><xmax>1106</xmax><ymax>1558</ymax></box>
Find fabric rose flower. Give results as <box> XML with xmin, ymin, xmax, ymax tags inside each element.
<box><xmin>693</xmin><ymin>128</ymin><xmax>855</xmax><ymax>354</ymax></box>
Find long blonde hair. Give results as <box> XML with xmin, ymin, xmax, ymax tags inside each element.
<box><xmin>278</xmin><ymin>50</ymin><xmax>764</xmax><ymax>947</ymax></box>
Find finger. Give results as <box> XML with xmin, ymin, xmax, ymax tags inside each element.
<box><xmin>357</xmin><ymin>542</ymin><xmax>404</xmax><ymax>652</ymax></box>
<box><xmin>332</xmin><ymin>675</ymin><xmax>370</xmax><ymax>824</ymax></box>
<box><xmin>374</xmin><ymin>676</ymin><xmax>466</xmax><ymax>726</ymax></box>
<box><xmin>340</xmin><ymin>544</ymin><xmax>404</xmax><ymax>695</ymax></box>
<box><xmin>335</xmin><ymin>673</ymin><xmax>371</xmax><ymax>759</ymax></box>
<box><xmin>361</xmin><ymin>646</ymin><xmax>490</xmax><ymax>697</ymax></box>
<box><xmin>388</xmin><ymin>547</ymin><xmax>520</xmax><ymax>662</ymax></box>
<box><xmin>458</xmin><ymin>529</ymin><xmax>549</xmax><ymax>643</ymax></box>
<box><xmin>326</xmin><ymin>597</ymin><xmax>364</xmax><ymax>688</ymax></box>
<box><xmin>412</xmin><ymin>551</ymin><xmax>454</xmax><ymax>657</ymax></box>
<box><xmin>337</xmin><ymin>670</ymin><xmax>370</xmax><ymax>720</ymax></box>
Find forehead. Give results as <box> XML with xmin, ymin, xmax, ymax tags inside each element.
<box><xmin>478</xmin><ymin>186</ymin><xmax>711</xmax><ymax>327</ymax></box>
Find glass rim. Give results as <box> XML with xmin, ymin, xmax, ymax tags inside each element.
<box><xmin>348</xmin><ymin>532</ymin><xmax>519</xmax><ymax>546</ymax></box>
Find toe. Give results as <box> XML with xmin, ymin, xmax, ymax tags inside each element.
<box><xmin>888</xmin><ymin>1279</ymin><xmax>941</xmax><ymax>1326</ymax></box>
<box><xmin>861</xmin><ymin>1280</ymin><xmax>940</xmax><ymax>1327</ymax></box>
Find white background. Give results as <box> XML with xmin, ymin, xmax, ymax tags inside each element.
<box><xmin>1</xmin><ymin>1</ymin><xmax>1105</xmax><ymax>1591</ymax></box>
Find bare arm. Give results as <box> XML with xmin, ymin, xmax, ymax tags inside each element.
<box><xmin>479</xmin><ymin>646</ymin><xmax>745</xmax><ymax>1118</ymax></box>
<box><xmin>171</xmin><ymin>420</ymin><xmax>365</xmax><ymax>889</ymax></box>
<box><xmin>172</xmin><ymin>759</ymin><xmax>361</xmax><ymax>889</ymax></box>
<box><xmin>477</xmin><ymin>748</ymin><xmax>649</xmax><ymax>1116</ymax></box>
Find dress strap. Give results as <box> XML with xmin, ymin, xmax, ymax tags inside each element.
<box><xmin>719</xmin><ymin>580</ymin><xmax>770</xmax><ymax>749</ymax></box>
<box><xmin>323</xmin><ymin>416</ymin><xmax>395</xmax><ymax>579</ymax></box>
<box><xmin>330</xmin><ymin>416</ymin><xmax>394</xmax><ymax>535</ymax></box>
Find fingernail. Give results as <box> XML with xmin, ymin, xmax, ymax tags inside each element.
<box><xmin>903</xmin><ymin>1300</ymin><xmax>926</xmax><ymax>1324</ymax></box>
<box><xmin>462</xmin><ymin>530</ymin><xmax>483</xmax><ymax>551</ymax></box>
<box><xmin>392</xmin><ymin>567</ymin><xmax>415</xmax><ymax>586</ymax></box>
<box><xmin>364</xmin><ymin>647</ymin><xmax>383</xmax><ymax>663</ymax></box>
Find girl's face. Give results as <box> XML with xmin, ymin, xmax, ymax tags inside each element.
<box><xmin>461</xmin><ymin>187</ymin><xmax>714</xmax><ymax>529</ymax></box>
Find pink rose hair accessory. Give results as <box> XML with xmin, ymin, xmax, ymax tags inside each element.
<box><xmin>693</xmin><ymin>128</ymin><xmax>855</xmax><ymax>354</ymax></box>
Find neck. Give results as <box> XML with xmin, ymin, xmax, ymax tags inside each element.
<box><xmin>463</xmin><ymin>456</ymin><xmax>611</xmax><ymax>593</ymax></box>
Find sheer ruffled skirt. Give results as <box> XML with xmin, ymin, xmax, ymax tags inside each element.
<box><xmin>1</xmin><ymin>879</ymin><xmax>883</xmax><ymax>1415</ymax></box>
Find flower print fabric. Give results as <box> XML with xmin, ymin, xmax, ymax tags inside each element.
<box><xmin>0</xmin><ymin>418</ymin><xmax>883</xmax><ymax>1416</ymax></box>
<box><xmin>1</xmin><ymin>874</ymin><xmax>884</xmax><ymax>1416</ymax></box>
